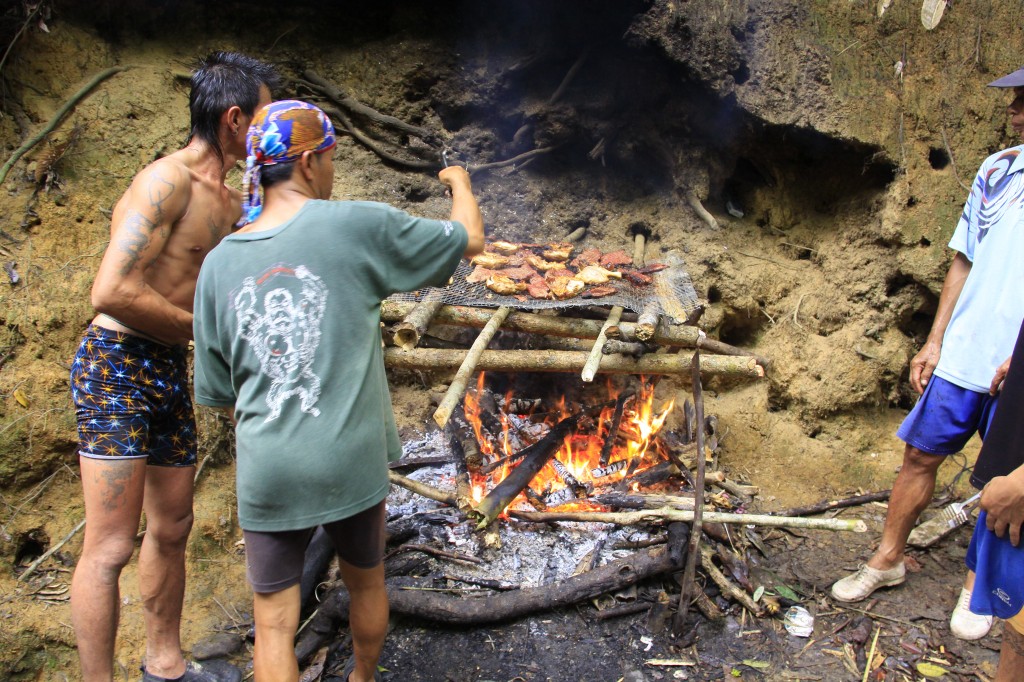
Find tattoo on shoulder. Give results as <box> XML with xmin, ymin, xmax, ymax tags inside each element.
<box><xmin>116</xmin><ymin>173</ymin><xmax>177</xmax><ymax>275</ymax></box>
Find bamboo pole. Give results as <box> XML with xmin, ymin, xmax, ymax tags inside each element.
<box><xmin>380</xmin><ymin>301</ymin><xmax>767</xmax><ymax>363</ymax></box>
<box><xmin>433</xmin><ymin>306</ymin><xmax>512</xmax><ymax>428</ymax></box>
<box><xmin>386</xmin><ymin>347</ymin><xmax>764</xmax><ymax>379</ymax></box>
<box><xmin>391</xmin><ymin>299</ymin><xmax>445</xmax><ymax>350</ymax></box>
<box><xmin>581</xmin><ymin>233</ymin><xmax>646</xmax><ymax>383</ymax></box>
<box><xmin>581</xmin><ymin>307</ymin><xmax>621</xmax><ymax>383</ymax></box>
<box><xmin>387</xmin><ymin>470</ymin><xmax>457</xmax><ymax>507</ymax></box>
<box><xmin>508</xmin><ymin>507</ymin><xmax>867</xmax><ymax>532</ymax></box>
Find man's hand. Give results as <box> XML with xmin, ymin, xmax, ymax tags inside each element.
<box><xmin>909</xmin><ymin>340</ymin><xmax>942</xmax><ymax>394</ymax></box>
<box><xmin>990</xmin><ymin>355</ymin><xmax>1012</xmax><ymax>395</ymax></box>
<box><xmin>982</xmin><ymin>470</ymin><xmax>1024</xmax><ymax>546</ymax></box>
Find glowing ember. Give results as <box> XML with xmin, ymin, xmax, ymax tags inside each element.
<box><xmin>462</xmin><ymin>374</ymin><xmax>674</xmax><ymax>511</ymax></box>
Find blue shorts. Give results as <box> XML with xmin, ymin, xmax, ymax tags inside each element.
<box><xmin>896</xmin><ymin>375</ymin><xmax>999</xmax><ymax>455</ymax></box>
<box><xmin>70</xmin><ymin>325</ymin><xmax>197</xmax><ymax>467</ymax></box>
<box><xmin>966</xmin><ymin>511</ymin><xmax>1024</xmax><ymax>627</ymax></box>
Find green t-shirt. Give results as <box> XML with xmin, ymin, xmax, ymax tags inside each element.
<box><xmin>193</xmin><ymin>200</ymin><xmax>467</xmax><ymax>531</ymax></box>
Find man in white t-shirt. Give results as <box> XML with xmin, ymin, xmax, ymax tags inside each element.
<box><xmin>831</xmin><ymin>67</ymin><xmax>1024</xmax><ymax>642</ymax></box>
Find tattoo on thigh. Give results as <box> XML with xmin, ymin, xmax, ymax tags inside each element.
<box><xmin>96</xmin><ymin>463</ymin><xmax>134</xmax><ymax>511</ymax></box>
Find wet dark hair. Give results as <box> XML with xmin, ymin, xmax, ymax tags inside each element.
<box><xmin>259</xmin><ymin>162</ymin><xmax>295</xmax><ymax>188</ymax></box>
<box><xmin>187</xmin><ymin>52</ymin><xmax>280</xmax><ymax>160</ymax></box>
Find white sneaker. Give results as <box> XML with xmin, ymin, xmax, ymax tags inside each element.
<box><xmin>831</xmin><ymin>563</ymin><xmax>906</xmax><ymax>603</ymax></box>
<box><xmin>949</xmin><ymin>587</ymin><xmax>993</xmax><ymax>640</ymax></box>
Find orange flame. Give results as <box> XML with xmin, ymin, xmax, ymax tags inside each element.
<box><xmin>464</xmin><ymin>375</ymin><xmax>675</xmax><ymax>510</ymax></box>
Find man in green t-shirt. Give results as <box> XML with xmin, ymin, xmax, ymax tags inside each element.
<box><xmin>192</xmin><ymin>100</ymin><xmax>483</xmax><ymax>682</ymax></box>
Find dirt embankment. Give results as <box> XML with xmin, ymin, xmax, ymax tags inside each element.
<box><xmin>0</xmin><ymin>0</ymin><xmax>1015</xmax><ymax>677</ymax></box>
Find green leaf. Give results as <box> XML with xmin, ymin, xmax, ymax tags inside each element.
<box><xmin>742</xmin><ymin>659</ymin><xmax>770</xmax><ymax>670</ymax></box>
<box><xmin>774</xmin><ymin>584</ymin><xmax>800</xmax><ymax>602</ymax></box>
<box><xmin>916</xmin><ymin>662</ymin><xmax>948</xmax><ymax>678</ymax></box>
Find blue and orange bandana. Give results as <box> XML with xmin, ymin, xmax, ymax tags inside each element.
<box><xmin>239</xmin><ymin>99</ymin><xmax>336</xmax><ymax>226</ymax></box>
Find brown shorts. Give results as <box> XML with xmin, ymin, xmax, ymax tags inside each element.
<box><xmin>243</xmin><ymin>500</ymin><xmax>386</xmax><ymax>594</ymax></box>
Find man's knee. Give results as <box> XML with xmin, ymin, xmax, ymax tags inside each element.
<box><xmin>81</xmin><ymin>534</ymin><xmax>136</xmax><ymax>578</ymax></box>
<box><xmin>902</xmin><ymin>445</ymin><xmax>945</xmax><ymax>474</ymax></box>
<box><xmin>144</xmin><ymin>511</ymin><xmax>194</xmax><ymax>550</ymax></box>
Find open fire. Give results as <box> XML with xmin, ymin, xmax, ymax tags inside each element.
<box><xmin>461</xmin><ymin>373</ymin><xmax>676</xmax><ymax>514</ymax></box>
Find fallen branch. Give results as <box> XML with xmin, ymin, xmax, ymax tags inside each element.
<box><xmin>295</xmin><ymin>545</ymin><xmax>682</xmax><ymax>660</ymax></box>
<box><xmin>509</xmin><ymin>507</ymin><xmax>867</xmax><ymax>532</ymax></box>
<box><xmin>700</xmin><ymin>545</ymin><xmax>764</xmax><ymax>617</ymax></box>
<box><xmin>581</xmin><ymin>306</ymin><xmax>622</xmax><ymax>383</ymax></box>
<box><xmin>433</xmin><ymin>306</ymin><xmax>511</xmax><ymax>428</ymax></box>
<box><xmin>771</xmin><ymin>490</ymin><xmax>891</xmax><ymax>518</ymax></box>
<box><xmin>383</xmin><ymin>543</ymin><xmax>484</xmax><ymax>565</ymax></box>
<box><xmin>385</xmin><ymin>347</ymin><xmax>764</xmax><ymax>379</ymax></box>
<box><xmin>1</xmin><ymin>66</ymin><xmax>129</xmax><ymax>186</ymax></box>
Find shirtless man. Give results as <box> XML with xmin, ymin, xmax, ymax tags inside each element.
<box><xmin>69</xmin><ymin>52</ymin><xmax>276</xmax><ymax>682</ymax></box>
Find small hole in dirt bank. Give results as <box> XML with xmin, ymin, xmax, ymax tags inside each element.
<box><xmin>707</xmin><ymin>285</ymin><xmax>722</xmax><ymax>303</ymax></box>
<box><xmin>907</xmin><ymin>196</ymin><xmax>918</xmax><ymax>207</ymax></box>
<box><xmin>628</xmin><ymin>222</ymin><xmax>651</xmax><ymax>240</ymax></box>
<box><xmin>919</xmin><ymin>236</ymin><xmax>931</xmax><ymax>247</ymax></box>
<box><xmin>731</xmin><ymin>61</ymin><xmax>750</xmax><ymax>86</ymax></box>
<box><xmin>14</xmin><ymin>529</ymin><xmax>48</xmax><ymax>566</ymax></box>
<box><xmin>404</xmin><ymin>186</ymin><xmax>430</xmax><ymax>203</ymax></box>
<box><xmin>928</xmin><ymin>147</ymin><xmax>950</xmax><ymax>170</ymax></box>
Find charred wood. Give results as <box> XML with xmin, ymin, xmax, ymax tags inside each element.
<box><xmin>592</xmin><ymin>492</ymin><xmax>696</xmax><ymax>511</ymax></box>
<box><xmin>473</xmin><ymin>414</ymin><xmax>580</xmax><ymax>527</ymax></box>
<box><xmin>295</xmin><ymin>545</ymin><xmax>682</xmax><ymax>661</ymax></box>
<box><xmin>387</xmin><ymin>470</ymin><xmax>457</xmax><ymax>507</ymax></box>
<box><xmin>601</xmin><ymin>339</ymin><xmax>649</xmax><ymax>357</ymax></box>
<box><xmin>300</xmin><ymin>527</ymin><xmax>334</xmax><ymax>612</ymax></box>
<box><xmin>599</xmin><ymin>389</ymin><xmax>633</xmax><ymax>468</ymax></box>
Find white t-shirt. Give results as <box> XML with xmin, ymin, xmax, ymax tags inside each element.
<box><xmin>934</xmin><ymin>145</ymin><xmax>1024</xmax><ymax>393</ymax></box>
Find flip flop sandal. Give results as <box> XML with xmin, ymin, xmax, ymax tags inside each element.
<box><xmin>340</xmin><ymin>657</ymin><xmax>383</xmax><ymax>682</ymax></box>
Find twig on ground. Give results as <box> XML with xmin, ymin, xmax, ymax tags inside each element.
<box><xmin>792</xmin><ymin>294</ymin><xmax>806</xmax><ymax>330</ymax></box>
<box><xmin>384</xmin><ymin>544</ymin><xmax>484</xmax><ymax>565</ymax></box>
<box><xmin>18</xmin><ymin>519</ymin><xmax>86</xmax><ymax>582</ymax></box>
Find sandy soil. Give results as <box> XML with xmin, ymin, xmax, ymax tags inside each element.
<box><xmin>0</xmin><ymin>1</ymin><xmax>1014</xmax><ymax>679</ymax></box>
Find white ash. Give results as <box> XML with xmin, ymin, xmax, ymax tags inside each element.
<box><xmin>386</xmin><ymin>429</ymin><xmax>664</xmax><ymax>587</ymax></box>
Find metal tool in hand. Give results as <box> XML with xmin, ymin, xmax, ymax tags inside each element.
<box><xmin>943</xmin><ymin>491</ymin><xmax>982</xmax><ymax>528</ymax></box>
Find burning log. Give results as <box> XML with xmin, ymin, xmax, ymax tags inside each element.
<box><xmin>390</xmin><ymin>298</ymin><xmax>445</xmax><ymax>350</ymax></box>
<box><xmin>598</xmin><ymin>390</ymin><xmax>634</xmax><ymax>468</ymax></box>
<box><xmin>508</xmin><ymin>507</ymin><xmax>868</xmax><ymax>532</ymax></box>
<box><xmin>444</xmin><ymin>405</ymin><xmax>478</xmax><ymax>510</ymax></box>
<box><xmin>294</xmin><ymin>545</ymin><xmax>682</xmax><ymax>659</ymax></box>
<box><xmin>472</xmin><ymin>414</ymin><xmax>580</xmax><ymax>527</ymax></box>
<box><xmin>380</xmin><ymin>301</ymin><xmax>768</xmax><ymax>363</ymax></box>
<box><xmin>433</xmin><ymin>306</ymin><xmax>513</xmax><ymax>428</ymax></box>
<box><xmin>384</xmin><ymin>348</ymin><xmax>764</xmax><ymax>379</ymax></box>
